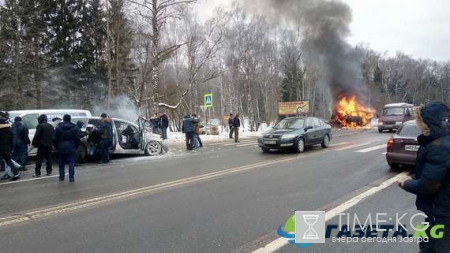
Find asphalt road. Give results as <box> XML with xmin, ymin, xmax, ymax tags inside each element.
<box><xmin>0</xmin><ymin>129</ymin><xmax>419</xmax><ymax>253</ymax></box>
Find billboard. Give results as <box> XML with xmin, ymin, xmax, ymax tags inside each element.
<box><xmin>278</xmin><ymin>101</ymin><xmax>310</xmax><ymax>116</ymax></box>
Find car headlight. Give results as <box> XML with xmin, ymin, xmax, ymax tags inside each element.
<box><xmin>281</xmin><ymin>134</ymin><xmax>297</xmax><ymax>139</ymax></box>
<box><xmin>395</xmin><ymin>122</ymin><xmax>402</xmax><ymax>125</ymax></box>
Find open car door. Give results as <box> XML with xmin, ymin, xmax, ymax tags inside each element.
<box><xmin>137</xmin><ymin>117</ymin><xmax>147</xmax><ymax>151</ymax></box>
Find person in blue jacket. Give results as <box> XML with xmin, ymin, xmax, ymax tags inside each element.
<box><xmin>95</xmin><ymin>113</ymin><xmax>113</xmax><ymax>163</ymax></box>
<box><xmin>398</xmin><ymin>102</ymin><xmax>450</xmax><ymax>253</ymax></box>
<box><xmin>182</xmin><ymin>114</ymin><xmax>194</xmax><ymax>151</ymax></box>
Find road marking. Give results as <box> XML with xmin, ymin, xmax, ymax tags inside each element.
<box><xmin>0</xmin><ymin>173</ymin><xmax>69</xmax><ymax>186</ymax></box>
<box><xmin>251</xmin><ymin>171</ymin><xmax>408</xmax><ymax>253</ymax></box>
<box><xmin>237</xmin><ymin>143</ymin><xmax>258</xmax><ymax>147</ymax></box>
<box><xmin>355</xmin><ymin>144</ymin><xmax>386</xmax><ymax>153</ymax></box>
<box><xmin>382</xmin><ymin>152</ymin><xmax>387</xmax><ymax>155</ymax></box>
<box><xmin>329</xmin><ymin>142</ymin><xmax>350</xmax><ymax>147</ymax></box>
<box><xmin>335</xmin><ymin>142</ymin><xmax>372</xmax><ymax>151</ymax></box>
<box><xmin>0</xmin><ymin>153</ymin><xmax>325</xmax><ymax>227</ymax></box>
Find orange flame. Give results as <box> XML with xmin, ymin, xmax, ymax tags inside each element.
<box><xmin>334</xmin><ymin>96</ymin><xmax>375</xmax><ymax>128</ymax></box>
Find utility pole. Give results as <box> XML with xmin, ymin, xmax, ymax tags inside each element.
<box><xmin>106</xmin><ymin>0</ymin><xmax>112</xmax><ymax>110</ymax></box>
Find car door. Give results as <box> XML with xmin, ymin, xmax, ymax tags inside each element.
<box><xmin>137</xmin><ymin>117</ymin><xmax>147</xmax><ymax>151</ymax></box>
<box><xmin>303</xmin><ymin>118</ymin><xmax>317</xmax><ymax>145</ymax></box>
<box><xmin>312</xmin><ymin>117</ymin><xmax>324</xmax><ymax>143</ymax></box>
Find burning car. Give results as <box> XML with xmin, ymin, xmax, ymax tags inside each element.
<box><xmin>74</xmin><ymin>116</ymin><xmax>167</xmax><ymax>162</ymax></box>
<box><xmin>333</xmin><ymin>96</ymin><xmax>375</xmax><ymax>128</ymax></box>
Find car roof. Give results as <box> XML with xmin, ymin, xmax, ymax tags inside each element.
<box><xmin>384</xmin><ymin>103</ymin><xmax>413</xmax><ymax>108</ymax></box>
<box><xmin>8</xmin><ymin>109</ymin><xmax>91</xmax><ymax>114</ymax></box>
<box><xmin>72</xmin><ymin>116</ymin><xmax>137</xmax><ymax>126</ymax></box>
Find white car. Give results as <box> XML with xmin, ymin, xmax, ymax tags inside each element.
<box><xmin>74</xmin><ymin>116</ymin><xmax>167</xmax><ymax>162</ymax></box>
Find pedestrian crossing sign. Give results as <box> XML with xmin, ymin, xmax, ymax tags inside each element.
<box><xmin>204</xmin><ymin>93</ymin><xmax>213</xmax><ymax>108</ymax></box>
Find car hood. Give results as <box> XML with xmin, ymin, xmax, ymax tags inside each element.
<box><xmin>263</xmin><ymin>129</ymin><xmax>302</xmax><ymax>136</ymax></box>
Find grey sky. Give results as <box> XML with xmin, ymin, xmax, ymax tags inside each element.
<box><xmin>197</xmin><ymin>0</ymin><xmax>450</xmax><ymax>61</ymax></box>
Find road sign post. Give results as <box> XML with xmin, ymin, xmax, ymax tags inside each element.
<box><xmin>204</xmin><ymin>93</ymin><xmax>213</xmax><ymax>108</ymax></box>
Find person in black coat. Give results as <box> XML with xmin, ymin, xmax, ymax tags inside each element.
<box><xmin>32</xmin><ymin>114</ymin><xmax>55</xmax><ymax>177</ymax></box>
<box><xmin>0</xmin><ymin>111</ymin><xmax>20</xmax><ymax>181</ymax></box>
<box><xmin>233</xmin><ymin>114</ymin><xmax>241</xmax><ymax>143</ymax></box>
<box><xmin>53</xmin><ymin>114</ymin><xmax>80</xmax><ymax>182</ymax></box>
<box><xmin>159</xmin><ymin>112</ymin><xmax>169</xmax><ymax>140</ymax></box>
<box><xmin>182</xmin><ymin>114</ymin><xmax>194</xmax><ymax>151</ymax></box>
<box><xmin>12</xmin><ymin>116</ymin><xmax>30</xmax><ymax>169</ymax></box>
<box><xmin>94</xmin><ymin>113</ymin><xmax>113</xmax><ymax>163</ymax></box>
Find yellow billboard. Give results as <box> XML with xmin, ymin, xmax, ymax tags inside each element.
<box><xmin>278</xmin><ymin>101</ymin><xmax>310</xmax><ymax>116</ymax></box>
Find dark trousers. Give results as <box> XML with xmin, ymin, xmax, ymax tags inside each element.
<box><xmin>58</xmin><ymin>153</ymin><xmax>75</xmax><ymax>179</ymax></box>
<box><xmin>13</xmin><ymin>144</ymin><xmax>28</xmax><ymax>167</ymax></box>
<box><xmin>229</xmin><ymin>125</ymin><xmax>234</xmax><ymax>138</ymax></box>
<box><xmin>185</xmin><ymin>133</ymin><xmax>194</xmax><ymax>150</ymax></box>
<box><xmin>100</xmin><ymin>139</ymin><xmax>111</xmax><ymax>163</ymax></box>
<box><xmin>420</xmin><ymin>215</ymin><xmax>450</xmax><ymax>253</ymax></box>
<box><xmin>197</xmin><ymin>134</ymin><xmax>203</xmax><ymax>147</ymax></box>
<box><xmin>0</xmin><ymin>153</ymin><xmax>19</xmax><ymax>176</ymax></box>
<box><xmin>161</xmin><ymin>127</ymin><xmax>168</xmax><ymax>140</ymax></box>
<box><xmin>234</xmin><ymin>127</ymin><xmax>240</xmax><ymax>142</ymax></box>
<box><xmin>35</xmin><ymin>147</ymin><xmax>52</xmax><ymax>175</ymax></box>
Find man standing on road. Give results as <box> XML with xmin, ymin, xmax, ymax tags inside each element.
<box><xmin>96</xmin><ymin>113</ymin><xmax>113</xmax><ymax>164</ymax></box>
<box><xmin>398</xmin><ymin>102</ymin><xmax>450</xmax><ymax>253</ymax></box>
<box><xmin>0</xmin><ymin>111</ymin><xmax>20</xmax><ymax>181</ymax></box>
<box><xmin>228</xmin><ymin>113</ymin><xmax>234</xmax><ymax>139</ymax></box>
<box><xmin>192</xmin><ymin>114</ymin><xmax>202</xmax><ymax>148</ymax></box>
<box><xmin>32</xmin><ymin>114</ymin><xmax>55</xmax><ymax>177</ymax></box>
<box><xmin>12</xmin><ymin>116</ymin><xmax>30</xmax><ymax>170</ymax></box>
<box><xmin>233</xmin><ymin>114</ymin><xmax>241</xmax><ymax>143</ymax></box>
<box><xmin>159</xmin><ymin>112</ymin><xmax>169</xmax><ymax>140</ymax></box>
<box><xmin>150</xmin><ymin>113</ymin><xmax>160</xmax><ymax>135</ymax></box>
<box><xmin>53</xmin><ymin>114</ymin><xmax>80</xmax><ymax>182</ymax></box>
<box><xmin>182</xmin><ymin>114</ymin><xmax>194</xmax><ymax>151</ymax></box>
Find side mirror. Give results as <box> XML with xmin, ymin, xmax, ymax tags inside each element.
<box><xmin>305</xmin><ymin>126</ymin><xmax>313</xmax><ymax>131</ymax></box>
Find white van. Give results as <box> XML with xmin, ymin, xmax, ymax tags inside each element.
<box><xmin>7</xmin><ymin>109</ymin><xmax>92</xmax><ymax>155</ymax></box>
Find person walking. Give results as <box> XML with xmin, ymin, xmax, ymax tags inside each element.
<box><xmin>95</xmin><ymin>113</ymin><xmax>113</xmax><ymax>164</ymax></box>
<box><xmin>12</xmin><ymin>116</ymin><xmax>30</xmax><ymax>170</ymax></box>
<box><xmin>53</xmin><ymin>114</ymin><xmax>80</xmax><ymax>182</ymax></box>
<box><xmin>0</xmin><ymin>111</ymin><xmax>20</xmax><ymax>181</ymax></box>
<box><xmin>233</xmin><ymin>114</ymin><xmax>241</xmax><ymax>143</ymax></box>
<box><xmin>228</xmin><ymin>113</ymin><xmax>234</xmax><ymax>139</ymax></box>
<box><xmin>32</xmin><ymin>114</ymin><xmax>55</xmax><ymax>177</ymax></box>
<box><xmin>398</xmin><ymin>102</ymin><xmax>450</xmax><ymax>253</ymax></box>
<box><xmin>159</xmin><ymin>112</ymin><xmax>169</xmax><ymax>140</ymax></box>
<box><xmin>182</xmin><ymin>114</ymin><xmax>195</xmax><ymax>151</ymax></box>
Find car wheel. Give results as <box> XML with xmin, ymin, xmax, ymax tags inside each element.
<box><xmin>388</xmin><ymin>163</ymin><xmax>400</xmax><ymax>170</ymax></box>
<box><xmin>261</xmin><ymin>148</ymin><xmax>270</xmax><ymax>153</ymax></box>
<box><xmin>76</xmin><ymin>145</ymin><xmax>87</xmax><ymax>164</ymax></box>
<box><xmin>295</xmin><ymin>138</ymin><xmax>305</xmax><ymax>153</ymax></box>
<box><xmin>378</xmin><ymin>129</ymin><xmax>383</xmax><ymax>133</ymax></box>
<box><xmin>321</xmin><ymin>134</ymin><xmax>330</xmax><ymax>148</ymax></box>
<box><xmin>145</xmin><ymin>141</ymin><xmax>162</xmax><ymax>156</ymax></box>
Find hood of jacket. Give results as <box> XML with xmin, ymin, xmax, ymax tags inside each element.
<box><xmin>38</xmin><ymin>114</ymin><xmax>48</xmax><ymax>124</ymax></box>
<box><xmin>58</xmin><ymin>121</ymin><xmax>77</xmax><ymax>130</ymax></box>
<box><xmin>184</xmin><ymin>114</ymin><xmax>191</xmax><ymax>119</ymax></box>
<box><xmin>415</xmin><ymin>102</ymin><xmax>450</xmax><ymax>143</ymax></box>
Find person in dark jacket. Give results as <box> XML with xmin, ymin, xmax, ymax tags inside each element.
<box><xmin>32</xmin><ymin>114</ymin><xmax>55</xmax><ymax>177</ymax></box>
<box><xmin>0</xmin><ymin>111</ymin><xmax>20</xmax><ymax>181</ymax></box>
<box><xmin>95</xmin><ymin>113</ymin><xmax>113</xmax><ymax>163</ymax></box>
<box><xmin>12</xmin><ymin>116</ymin><xmax>30</xmax><ymax>169</ymax></box>
<box><xmin>182</xmin><ymin>114</ymin><xmax>194</xmax><ymax>151</ymax></box>
<box><xmin>159</xmin><ymin>112</ymin><xmax>169</xmax><ymax>140</ymax></box>
<box><xmin>150</xmin><ymin>113</ymin><xmax>160</xmax><ymax>135</ymax></box>
<box><xmin>53</xmin><ymin>114</ymin><xmax>80</xmax><ymax>182</ymax></box>
<box><xmin>192</xmin><ymin>114</ymin><xmax>202</xmax><ymax>148</ymax></box>
<box><xmin>398</xmin><ymin>102</ymin><xmax>450</xmax><ymax>253</ymax></box>
<box><xmin>228</xmin><ymin>113</ymin><xmax>234</xmax><ymax>139</ymax></box>
<box><xmin>233</xmin><ymin>114</ymin><xmax>241</xmax><ymax>143</ymax></box>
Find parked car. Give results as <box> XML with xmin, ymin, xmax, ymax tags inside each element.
<box><xmin>378</xmin><ymin>103</ymin><xmax>414</xmax><ymax>132</ymax></box>
<box><xmin>258</xmin><ymin>117</ymin><xmax>332</xmax><ymax>153</ymax></box>
<box><xmin>74</xmin><ymin>116</ymin><xmax>166</xmax><ymax>163</ymax></box>
<box><xmin>386</xmin><ymin>120</ymin><xmax>420</xmax><ymax>170</ymax></box>
<box><xmin>7</xmin><ymin>109</ymin><xmax>92</xmax><ymax>156</ymax></box>
<box><xmin>200</xmin><ymin>119</ymin><xmax>221</xmax><ymax>135</ymax></box>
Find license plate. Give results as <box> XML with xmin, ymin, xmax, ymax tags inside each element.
<box><xmin>264</xmin><ymin>140</ymin><xmax>277</xmax><ymax>145</ymax></box>
<box><xmin>405</xmin><ymin>145</ymin><xmax>419</xmax><ymax>151</ymax></box>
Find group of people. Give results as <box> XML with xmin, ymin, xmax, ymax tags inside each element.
<box><xmin>150</xmin><ymin>112</ymin><xmax>169</xmax><ymax>140</ymax></box>
<box><xmin>0</xmin><ymin>111</ymin><xmax>113</xmax><ymax>182</ymax></box>
<box><xmin>181</xmin><ymin>114</ymin><xmax>203</xmax><ymax>151</ymax></box>
<box><xmin>228</xmin><ymin>113</ymin><xmax>241</xmax><ymax>143</ymax></box>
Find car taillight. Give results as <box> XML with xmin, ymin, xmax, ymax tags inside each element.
<box><xmin>387</xmin><ymin>138</ymin><xmax>394</xmax><ymax>150</ymax></box>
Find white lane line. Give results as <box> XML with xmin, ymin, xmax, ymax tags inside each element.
<box><xmin>355</xmin><ymin>144</ymin><xmax>386</xmax><ymax>153</ymax></box>
<box><xmin>0</xmin><ymin>173</ymin><xmax>69</xmax><ymax>186</ymax></box>
<box><xmin>237</xmin><ymin>143</ymin><xmax>258</xmax><ymax>147</ymax></box>
<box><xmin>251</xmin><ymin>172</ymin><xmax>408</xmax><ymax>253</ymax></box>
<box><xmin>382</xmin><ymin>152</ymin><xmax>387</xmax><ymax>155</ymax></box>
<box><xmin>329</xmin><ymin>142</ymin><xmax>350</xmax><ymax>147</ymax></box>
<box><xmin>0</xmin><ymin>155</ymin><xmax>319</xmax><ymax>227</ymax></box>
<box><xmin>335</xmin><ymin>142</ymin><xmax>372</xmax><ymax>151</ymax></box>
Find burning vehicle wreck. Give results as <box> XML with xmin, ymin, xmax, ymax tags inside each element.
<box><xmin>74</xmin><ymin>116</ymin><xmax>167</xmax><ymax>162</ymax></box>
<box><xmin>332</xmin><ymin>96</ymin><xmax>375</xmax><ymax>128</ymax></box>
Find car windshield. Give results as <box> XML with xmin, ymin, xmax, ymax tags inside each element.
<box><xmin>382</xmin><ymin>107</ymin><xmax>405</xmax><ymax>116</ymax></box>
<box><xmin>398</xmin><ymin>124</ymin><xmax>421</xmax><ymax>137</ymax></box>
<box><xmin>274</xmin><ymin>118</ymin><xmax>305</xmax><ymax>129</ymax></box>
